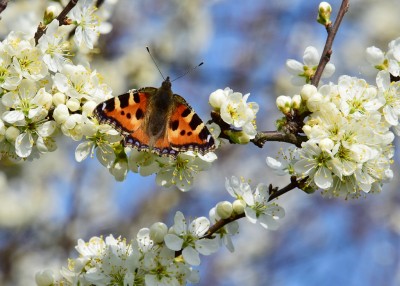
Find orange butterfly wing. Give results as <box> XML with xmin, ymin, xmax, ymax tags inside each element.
<box><xmin>94</xmin><ymin>89</ymin><xmax>153</xmax><ymax>151</ymax></box>
<box><xmin>166</xmin><ymin>94</ymin><xmax>215</xmax><ymax>155</ymax></box>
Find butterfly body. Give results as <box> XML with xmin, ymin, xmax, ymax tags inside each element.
<box><xmin>94</xmin><ymin>77</ymin><xmax>215</xmax><ymax>158</ymax></box>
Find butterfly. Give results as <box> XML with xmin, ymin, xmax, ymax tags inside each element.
<box><xmin>93</xmin><ymin>77</ymin><xmax>215</xmax><ymax>158</ymax></box>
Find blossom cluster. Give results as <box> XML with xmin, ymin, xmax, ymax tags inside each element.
<box><xmin>271</xmin><ymin>67</ymin><xmax>400</xmax><ymax>198</ymax></box>
<box><xmin>0</xmin><ymin>1</ymin><xmax>115</xmax><ymax>161</ymax></box>
<box><xmin>0</xmin><ymin>0</ymin><xmax>218</xmax><ymax>190</ymax></box>
<box><xmin>36</xmin><ymin>177</ymin><xmax>284</xmax><ymax>286</ymax></box>
<box><xmin>209</xmin><ymin>87</ymin><xmax>259</xmax><ymax>144</ymax></box>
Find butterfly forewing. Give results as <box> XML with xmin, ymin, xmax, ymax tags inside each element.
<box><xmin>94</xmin><ymin>90</ymin><xmax>151</xmax><ymax>149</ymax></box>
<box><xmin>167</xmin><ymin>94</ymin><xmax>215</xmax><ymax>155</ymax></box>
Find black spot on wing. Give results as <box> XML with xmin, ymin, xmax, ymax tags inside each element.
<box><xmin>199</xmin><ymin>127</ymin><xmax>208</xmax><ymax>140</ymax></box>
<box><xmin>127</xmin><ymin>113</ymin><xmax>131</xmax><ymax>119</ymax></box>
<box><xmin>189</xmin><ymin>113</ymin><xmax>202</xmax><ymax>130</ymax></box>
<box><xmin>133</xmin><ymin>92</ymin><xmax>140</xmax><ymax>103</ymax></box>
<box><xmin>119</xmin><ymin>93</ymin><xmax>130</xmax><ymax>108</ymax></box>
<box><xmin>180</xmin><ymin>130</ymin><xmax>186</xmax><ymax>136</ymax></box>
<box><xmin>136</xmin><ymin>108</ymin><xmax>144</xmax><ymax>120</ymax></box>
<box><xmin>181</xmin><ymin>108</ymin><xmax>191</xmax><ymax>117</ymax></box>
<box><xmin>170</xmin><ymin>120</ymin><xmax>179</xmax><ymax>131</ymax></box>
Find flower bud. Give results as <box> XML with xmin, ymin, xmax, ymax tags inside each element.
<box><xmin>225</xmin><ymin>130</ymin><xmax>251</xmax><ymax>144</ymax></box>
<box><xmin>5</xmin><ymin>126</ymin><xmax>20</xmax><ymax>143</ymax></box>
<box><xmin>52</xmin><ymin>92</ymin><xmax>66</xmax><ymax>106</ymax></box>
<box><xmin>319</xmin><ymin>138</ymin><xmax>334</xmax><ymax>152</ymax></box>
<box><xmin>53</xmin><ymin>104</ymin><xmax>69</xmax><ymax>124</ymax></box>
<box><xmin>216</xmin><ymin>201</ymin><xmax>233</xmax><ymax>219</ymax></box>
<box><xmin>82</xmin><ymin>100</ymin><xmax>98</xmax><ymax>116</ymax></box>
<box><xmin>35</xmin><ymin>269</ymin><xmax>54</xmax><ymax>286</ymax></box>
<box><xmin>276</xmin><ymin>95</ymin><xmax>292</xmax><ymax>114</ymax></box>
<box><xmin>209</xmin><ymin>89</ymin><xmax>227</xmax><ymax>110</ymax></box>
<box><xmin>317</xmin><ymin>2</ymin><xmax>332</xmax><ymax>26</ymax></box>
<box><xmin>150</xmin><ymin>222</ymin><xmax>168</xmax><ymax>243</ymax></box>
<box><xmin>306</xmin><ymin>92</ymin><xmax>323</xmax><ymax>112</ymax></box>
<box><xmin>291</xmin><ymin>94</ymin><xmax>302</xmax><ymax>110</ymax></box>
<box><xmin>365</xmin><ymin>46</ymin><xmax>385</xmax><ymax>67</ymax></box>
<box><xmin>43</xmin><ymin>6</ymin><xmax>61</xmax><ymax>25</ymax></box>
<box><xmin>300</xmin><ymin>84</ymin><xmax>317</xmax><ymax>101</ymax></box>
<box><xmin>232</xmin><ymin>199</ymin><xmax>246</xmax><ymax>215</ymax></box>
<box><xmin>66</xmin><ymin>98</ymin><xmax>81</xmax><ymax>112</ymax></box>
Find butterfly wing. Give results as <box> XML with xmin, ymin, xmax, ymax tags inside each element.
<box><xmin>166</xmin><ymin>94</ymin><xmax>215</xmax><ymax>155</ymax></box>
<box><xmin>94</xmin><ymin>88</ymin><xmax>156</xmax><ymax>151</ymax></box>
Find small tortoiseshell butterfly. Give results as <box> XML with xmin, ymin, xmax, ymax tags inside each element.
<box><xmin>94</xmin><ymin>77</ymin><xmax>215</xmax><ymax>158</ymax></box>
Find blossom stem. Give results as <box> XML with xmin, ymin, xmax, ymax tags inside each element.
<box><xmin>311</xmin><ymin>0</ymin><xmax>350</xmax><ymax>86</ymax></box>
<box><xmin>34</xmin><ymin>0</ymin><xmax>79</xmax><ymax>45</ymax></box>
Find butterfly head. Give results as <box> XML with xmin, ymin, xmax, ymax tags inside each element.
<box><xmin>161</xmin><ymin>77</ymin><xmax>172</xmax><ymax>90</ymax></box>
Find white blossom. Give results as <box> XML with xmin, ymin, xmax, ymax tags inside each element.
<box><xmin>286</xmin><ymin>46</ymin><xmax>335</xmax><ymax>85</ymax></box>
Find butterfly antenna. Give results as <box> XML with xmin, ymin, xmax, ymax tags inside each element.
<box><xmin>146</xmin><ymin>46</ymin><xmax>165</xmax><ymax>80</ymax></box>
<box><xmin>171</xmin><ymin>62</ymin><xmax>204</xmax><ymax>82</ymax></box>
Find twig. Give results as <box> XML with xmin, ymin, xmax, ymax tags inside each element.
<box><xmin>251</xmin><ymin>130</ymin><xmax>307</xmax><ymax>148</ymax></box>
<box><xmin>311</xmin><ymin>0</ymin><xmax>350</xmax><ymax>86</ymax></box>
<box><xmin>0</xmin><ymin>0</ymin><xmax>8</xmax><ymax>16</ymax></box>
<box><xmin>34</xmin><ymin>0</ymin><xmax>79</xmax><ymax>45</ymax></box>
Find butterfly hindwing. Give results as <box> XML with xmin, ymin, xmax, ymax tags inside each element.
<box><xmin>166</xmin><ymin>94</ymin><xmax>215</xmax><ymax>155</ymax></box>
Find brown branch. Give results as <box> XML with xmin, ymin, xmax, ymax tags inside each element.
<box><xmin>0</xmin><ymin>0</ymin><xmax>8</xmax><ymax>16</ymax></box>
<box><xmin>34</xmin><ymin>0</ymin><xmax>79</xmax><ymax>45</ymax></box>
<box><xmin>252</xmin><ymin>130</ymin><xmax>307</xmax><ymax>148</ymax></box>
<box><xmin>311</xmin><ymin>0</ymin><xmax>350</xmax><ymax>86</ymax></box>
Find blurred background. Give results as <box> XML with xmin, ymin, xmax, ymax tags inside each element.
<box><xmin>1</xmin><ymin>0</ymin><xmax>400</xmax><ymax>285</ymax></box>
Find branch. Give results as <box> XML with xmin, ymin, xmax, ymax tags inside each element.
<box><xmin>252</xmin><ymin>130</ymin><xmax>307</xmax><ymax>148</ymax></box>
<box><xmin>0</xmin><ymin>0</ymin><xmax>8</xmax><ymax>16</ymax></box>
<box><xmin>311</xmin><ymin>0</ymin><xmax>350</xmax><ymax>86</ymax></box>
<box><xmin>34</xmin><ymin>0</ymin><xmax>79</xmax><ymax>45</ymax></box>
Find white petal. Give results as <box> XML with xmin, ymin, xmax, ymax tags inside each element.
<box><xmin>15</xmin><ymin>132</ymin><xmax>33</xmax><ymax>158</ymax></box>
<box><xmin>303</xmin><ymin>46</ymin><xmax>319</xmax><ymax>66</ymax></box>
<box><xmin>182</xmin><ymin>246</ymin><xmax>200</xmax><ymax>266</ymax></box>
<box><xmin>366</xmin><ymin>46</ymin><xmax>384</xmax><ymax>66</ymax></box>
<box><xmin>286</xmin><ymin>59</ymin><xmax>304</xmax><ymax>75</ymax></box>
<box><xmin>53</xmin><ymin>73</ymin><xmax>69</xmax><ymax>92</ymax></box>
<box><xmin>321</xmin><ymin>63</ymin><xmax>335</xmax><ymax>78</ymax></box>
<box><xmin>376</xmin><ymin>70</ymin><xmax>391</xmax><ymax>91</ymax></box>
<box><xmin>195</xmin><ymin>238</ymin><xmax>219</xmax><ymax>255</ymax></box>
<box><xmin>259</xmin><ymin>214</ymin><xmax>280</xmax><ymax>230</ymax></box>
<box><xmin>244</xmin><ymin>207</ymin><xmax>257</xmax><ymax>223</ymax></box>
<box><xmin>314</xmin><ymin>167</ymin><xmax>332</xmax><ymax>189</ymax></box>
<box><xmin>75</xmin><ymin>141</ymin><xmax>93</xmax><ymax>162</ymax></box>
<box><xmin>37</xmin><ymin>121</ymin><xmax>56</xmax><ymax>137</ymax></box>
<box><xmin>189</xmin><ymin>217</ymin><xmax>210</xmax><ymax>237</ymax></box>
<box><xmin>164</xmin><ymin>234</ymin><xmax>183</xmax><ymax>251</ymax></box>
<box><xmin>383</xmin><ymin>105</ymin><xmax>398</xmax><ymax>126</ymax></box>
<box><xmin>2</xmin><ymin>110</ymin><xmax>25</xmax><ymax>124</ymax></box>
